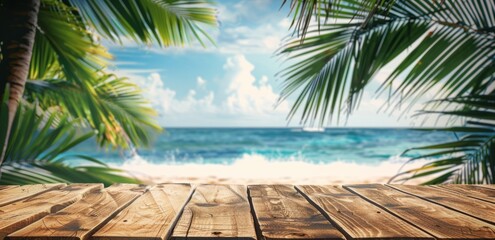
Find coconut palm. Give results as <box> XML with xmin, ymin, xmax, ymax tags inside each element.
<box><xmin>0</xmin><ymin>0</ymin><xmax>217</xmax><ymax>183</ymax></box>
<box><xmin>281</xmin><ymin>0</ymin><xmax>495</xmax><ymax>183</ymax></box>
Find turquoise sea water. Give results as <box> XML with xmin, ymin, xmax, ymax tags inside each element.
<box><xmin>76</xmin><ymin>128</ymin><xmax>455</xmax><ymax>165</ymax></box>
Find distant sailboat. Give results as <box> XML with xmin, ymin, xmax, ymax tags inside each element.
<box><xmin>302</xmin><ymin>127</ymin><xmax>325</xmax><ymax>132</ymax></box>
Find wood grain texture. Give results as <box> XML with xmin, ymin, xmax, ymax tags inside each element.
<box><xmin>435</xmin><ymin>185</ymin><xmax>495</xmax><ymax>204</ymax></box>
<box><xmin>0</xmin><ymin>185</ymin><xmax>19</xmax><ymax>191</ymax></box>
<box><xmin>0</xmin><ymin>184</ymin><xmax>65</xmax><ymax>207</ymax></box>
<box><xmin>0</xmin><ymin>183</ymin><xmax>101</xmax><ymax>240</ymax></box>
<box><xmin>8</xmin><ymin>184</ymin><xmax>147</xmax><ymax>240</ymax></box>
<box><xmin>345</xmin><ymin>184</ymin><xmax>495</xmax><ymax>239</ymax></box>
<box><xmin>389</xmin><ymin>184</ymin><xmax>495</xmax><ymax>224</ymax></box>
<box><xmin>171</xmin><ymin>184</ymin><xmax>256</xmax><ymax>240</ymax></box>
<box><xmin>297</xmin><ymin>185</ymin><xmax>432</xmax><ymax>239</ymax></box>
<box><xmin>477</xmin><ymin>184</ymin><xmax>495</xmax><ymax>190</ymax></box>
<box><xmin>249</xmin><ymin>185</ymin><xmax>345</xmax><ymax>240</ymax></box>
<box><xmin>93</xmin><ymin>183</ymin><xmax>192</xmax><ymax>240</ymax></box>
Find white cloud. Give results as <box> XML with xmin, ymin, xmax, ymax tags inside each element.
<box><xmin>135</xmin><ymin>73</ymin><xmax>217</xmax><ymax>116</ymax></box>
<box><xmin>219</xmin><ymin>23</ymin><xmax>287</xmax><ymax>54</ymax></box>
<box><xmin>142</xmin><ymin>73</ymin><xmax>173</xmax><ymax>112</ymax></box>
<box><xmin>223</xmin><ymin>55</ymin><xmax>289</xmax><ymax>115</ymax></box>
<box><xmin>115</xmin><ymin>55</ymin><xmax>290</xmax><ymax>126</ymax></box>
<box><xmin>112</xmin><ymin>56</ymin><xmax>433</xmax><ymax>127</ymax></box>
<box><xmin>196</xmin><ymin>76</ymin><xmax>206</xmax><ymax>88</ymax></box>
<box><xmin>278</xmin><ymin>18</ymin><xmax>291</xmax><ymax>29</ymax></box>
<box><xmin>141</xmin><ymin>55</ymin><xmax>289</xmax><ymax>118</ymax></box>
<box><xmin>217</xmin><ymin>4</ymin><xmax>238</xmax><ymax>23</ymax></box>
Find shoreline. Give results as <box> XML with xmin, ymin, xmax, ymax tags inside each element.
<box><xmin>116</xmin><ymin>154</ymin><xmax>425</xmax><ymax>185</ymax></box>
<box><xmin>137</xmin><ymin>176</ymin><xmax>396</xmax><ymax>185</ymax></box>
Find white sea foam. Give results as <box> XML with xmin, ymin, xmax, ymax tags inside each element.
<box><xmin>112</xmin><ymin>153</ymin><xmax>427</xmax><ymax>184</ymax></box>
<box><xmin>301</xmin><ymin>127</ymin><xmax>325</xmax><ymax>132</ymax></box>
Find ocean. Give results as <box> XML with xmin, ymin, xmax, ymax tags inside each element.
<box><xmin>79</xmin><ymin>128</ymin><xmax>454</xmax><ymax>164</ymax></box>
<box><xmin>73</xmin><ymin>128</ymin><xmax>455</xmax><ymax>183</ymax></box>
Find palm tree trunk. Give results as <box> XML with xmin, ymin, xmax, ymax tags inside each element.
<box><xmin>0</xmin><ymin>0</ymin><xmax>40</xmax><ymax>164</ymax></box>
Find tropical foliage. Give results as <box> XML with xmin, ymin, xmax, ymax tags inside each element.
<box><xmin>281</xmin><ymin>0</ymin><xmax>495</xmax><ymax>183</ymax></box>
<box><xmin>0</xmin><ymin>0</ymin><xmax>217</xmax><ymax>184</ymax></box>
<box><xmin>0</xmin><ymin>99</ymin><xmax>140</xmax><ymax>185</ymax></box>
<box><xmin>390</xmin><ymin>95</ymin><xmax>495</xmax><ymax>184</ymax></box>
<box><xmin>26</xmin><ymin>0</ymin><xmax>216</xmax><ymax>148</ymax></box>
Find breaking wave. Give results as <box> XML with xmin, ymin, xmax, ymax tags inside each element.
<box><xmin>112</xmin><ymin>153</ymin><xmax>425</xmax><ymax>184</ymax></box>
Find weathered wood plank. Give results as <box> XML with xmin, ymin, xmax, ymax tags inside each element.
<box><xmin>249</xmin><ymin>185</ymin><xmax>344</xmax><ymax>240</ymax></box>
<box><xmin>0</xmin><ymin>185</ymin><xmax>18</xmax><ymax>191</ymax></box>
<box><xmin>93</xmin><ymin>183</ymin><xmax>192</xmax><ymax>240</ymax></box>
<box><xmin>389</xmin><ymin>184</ymin><xmax>495</xmax><ymax>224</ymax></box>
<box><xmin>0</xmin><ymin>184</ymin><xmax>65</xmax><ymax>207</ymax></box>
<box><xmin>0</xmin><ymin>183</ymin><xmax>101</xmax><ymax>240</ymax></box>
<box><xmin>477</xmin><ymin>184</ymin><xmax>495</xmax><ymax>190</ymax></box>
<box><xmin>297</xmin><ymin>185</ymin><xmax>432</xmax><ymax>239</ymax></box>
<box><xmin>171</xmin><ymin>184</ymin><xmax>256</xmax><ymax>240</ymax></box>
<box><xmin>435</xmin><ymin>185</ymin><xmax>495</xmax><ymax>204</ymax></box>
<box><xmin>7</xmin><ymin>184</ymin><xmax>146</xmax><ymax>240</ymax></box>
<box><xmin>345</xmin><ymin>184</ymin><xmax>495</xmax><ymax>239</ymax></box>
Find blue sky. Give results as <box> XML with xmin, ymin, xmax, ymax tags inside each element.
<box><xmin>106</xmin><ymin>0</ymin><xmax>425</xmax><ymax>127</ymax></box>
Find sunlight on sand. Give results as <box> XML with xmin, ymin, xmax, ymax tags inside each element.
<box><xmin>114</xmin><ymin>153</ymin><xmax>426</xmax><ymax>185</ymax></box>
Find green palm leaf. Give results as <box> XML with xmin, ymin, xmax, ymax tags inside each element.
<box><xmin>1</xmin><ymin>0</ymin><xmax>218</xmax><ymax>184</ymax></box>
<box><xmin>26</xmin><ymin>0</ymin><xmax>218</xmax><ymax>148</ymax></box>
<box><xmin>24</xmin><ymin>74</ymin><xmax>160</xmax><ymax>148</ymax></box>
<box><xmin>282</xmin><ymin>0</ymin><xmax>396</xmax><ymax>38</ymax></box>
<box><xmin>279</xmin><ymin>19</ymin><xmax>431</xmax><ymax>124</ymax></box>
<box><xmin>0</xmin><ymin>103</ymin><xmax>140</xmax><ymax>186</ymax></box>
<box><xmin>280</xmin><ymin>0</ymin><xmax>495</xmax><ymax>126</ymax></box>
<box><xmin>390</xmin><ymin>94</ymin><xmax>495</xmax><ymax>184</ymax></box>
<box><xmin>68</xmin><ymin>0</ymin><xmax>217</xmax><ymax>46</ymax></box>
<box><xmin>33</xmin><ymin>0</ymin><xmax>111</xmax><ymax>84</ymax></box>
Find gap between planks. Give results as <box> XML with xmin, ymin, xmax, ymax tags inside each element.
<box><xmin>0</xmin><ymin>184</ymin><xmax>66</xmax><ymax>207</ymax></box>
<box><xmin>171</xmin><ymin>184</ymin><xmax>257</xmax><ymax>240</ymax></box>
<box><xmin>92</xmin><ymin>183</ymin><xmax>196</xmax><ymax>240</ymax></box>
<box><xmin>0</xmin><ymin>184</ymin><xmax>102</xmax><ymax>240</ymax></box>
<box><xmin>387</xmin><ymin>184</ymin><xmax>495</xmax><ymax>225</ymax></box>
<box><xmin>8</xmin><ymin>184</ymin><xmax>148</xmax><ymax>240</ymax></box>
<box><xmin>433</xmin><ymin>184</ymin><xmax>495</xmax><ymax>204</ymax></box>
<box><xmin>344</xmin><ymin>184</ymin><xmax>495</xmax><ymax>239</ymax></box>
<box><xmin>249</xmin><ymin>184</ymin><xmax>345</xmax><ymax>240</ymax></box>
<box><xmin>296</xmin><ymin>185</ymin><xmax>433</xmax><ymax>240</ymax></box>
<box><xmin>1</xmin><ymin>184</ymin><xmax>495</xmax><ymax>240</ymax></box>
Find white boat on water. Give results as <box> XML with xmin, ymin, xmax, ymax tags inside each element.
<box><xmin>302</xmin><ymin>127</ymin><xmax>325</xmax><ymax>132</ymax></box>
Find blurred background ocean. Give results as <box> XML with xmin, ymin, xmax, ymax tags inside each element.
<box><xmin>67</xmin><ymin>128</ymin><xmax>456</xmax><ymax>183</ymax></box>
<box><xmin>73</xmin><ymin>128</ymin><xmax>453</xmax><ymax>165</ymax></box>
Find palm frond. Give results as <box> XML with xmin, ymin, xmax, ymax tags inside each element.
<box><xmin>34</xmin><ymin>0</ymin><xmax>111</xmax><ymax>84</ymax></box>
<box><xmin>2</xmin><ymin>0</ymin><xmax>220</xmax><ymax>185</ymax></box>
<box><xmin>390</xmin><ymin>94</ymin><xmax>495</xmax><ymax>184</ymax></box>
<box><xmin>0</xmin><ymin>103</ymin><xmax>140</xmax><ymax>186</ymax></box>
<box><xmin>29</xmin><ymin>1</ymin><xmax>161</xmax><ymax>148</ymax></box>
<box><xmin>380</xmin><ymin>23</ymin><xmax>494</xmax><ymax>107</ymax></box>
<box><xmin>282</xmin><ymin>0</ymin><xmax>396</xmax><ymax>38</ymax></box>
<box><xmin>279</xmin><ymin>19</ymin><xmax>430</xmax><ymax>125</ymax></box>
<box><xmin>24</xmin><ymin>74</ymin><xmax>160</xmax><ymax>148</ymax></box>
<box><xmin>0</xmin><ymin>163</ymin><xmax>140</xmax><ymax>186</ymax></box>
<box><xmin>67</xmin><ymin>0</ymin><xmax>217</xmax><ymax>47</ymax></box>
<box><xmin>279</xmin><ymin>0</ymin><xmax>495</xmax><ymax>126</ymax></box>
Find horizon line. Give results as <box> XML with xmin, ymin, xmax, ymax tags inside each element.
<box><xmin>160</xmin><ymin>126</ymin><xmax>432</xmax><ymax>129</ymax></box>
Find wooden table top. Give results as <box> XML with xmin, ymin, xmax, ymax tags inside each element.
<box><xmin>0</xmin><ymin>183</ymin><xmax>494</xmax><ymax>239</ymax></box>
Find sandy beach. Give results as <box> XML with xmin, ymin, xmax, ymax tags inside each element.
<box><xmin>117</xmin><ymin>153</ymin><xmax>424</xmax><ymax>185</ymax></box>
<box><xmin>138</xmin><ymin>175</ymin><xmax>394</xmax><ymax>185</ymax></box>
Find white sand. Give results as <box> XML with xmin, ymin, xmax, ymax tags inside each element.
<box><xmin>114</xmin><ymin>153</ymin><xmax>424</xmax><ymax>185</ymax></box>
